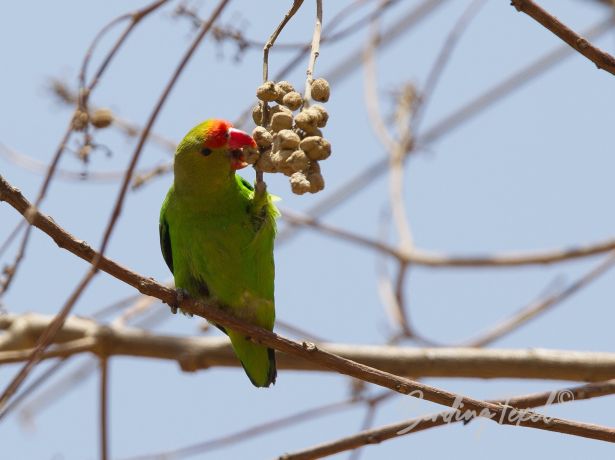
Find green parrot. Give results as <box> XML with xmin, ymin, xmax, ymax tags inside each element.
<box><xmin>159</xmin><ymin>118</ymin><xmax>278</xmax><ymax>387</ymax></box>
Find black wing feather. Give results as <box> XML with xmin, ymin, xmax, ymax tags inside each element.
<box><xmin>238</xmin><ymin>176</ymin><xmax>254</xmax><ymax>191</ymax></box>
<box><xmin>159</xmin><ymin>215</ymin><xmax>174</xmax><ymax>274</ymax></box>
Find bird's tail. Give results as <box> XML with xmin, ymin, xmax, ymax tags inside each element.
<box><xmin>227</xmin><ymin>329</ymin><xmax>277</xmax><ymax>388</ymax></box>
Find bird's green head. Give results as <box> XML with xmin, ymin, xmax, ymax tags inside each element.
<box><xmin>174</xmin><ymin>119</ymin><xmax>256</xmax><ymax>187</ymax></box>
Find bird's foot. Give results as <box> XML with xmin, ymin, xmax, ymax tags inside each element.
<box><xmin>169</xmin><ymin>288</ymin><xmax>191</xmax><ymax>315</ymax></box>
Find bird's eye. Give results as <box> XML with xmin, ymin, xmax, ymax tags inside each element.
<box><xmin>201</xmin><ymin>147</ymin><xmax>212</xmax><ymax>156</ymax></box>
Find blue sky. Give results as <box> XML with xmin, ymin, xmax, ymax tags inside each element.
<box><xmin>1</xmin><ymin>1</ymin><xmax>615</xmax><ymax>458</ymax></box>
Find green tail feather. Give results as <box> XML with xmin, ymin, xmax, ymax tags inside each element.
<box><xmin>227</xmin><ymin>330</ymin><xmax>277</xmax><ymax>388</ymax></box>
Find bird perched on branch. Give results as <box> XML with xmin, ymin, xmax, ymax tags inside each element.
<box><xmin>159</xmin><ymin>119</ymin><xmax>278</xmax><ymax>387</ymax></box>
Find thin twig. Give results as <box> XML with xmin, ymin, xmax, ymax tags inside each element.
<box><xmin>413</xmin><ymin>0</ymin><xmax>488</xmax><ymax>129</ymax></box>
<box><xmin>347</xmin><ymin>397</ymin><xmax>382</xmax><ymax>460</ymax></box>
<box><xmin>0</xmin><ymin>143</ymin><xmax>150</xmax><ymax>183</ymax></box>
<box><xmin>511</xmin><ymin>0</ymin><xmax>615</xmax><ymax>75</ymax></box>
<box><xmin>0</xmin><ymin>220</ymin><xmax>25</xmax><ymax>259</ymax></box>
<box><xmin>303</xmin><ymin>0</ymin><xmax>323</xmax><ymax>103</ymax></box>
<box><xmin>263</xmin><ymin>0</ymin><xmax>305</xmax><ymax>83</ymax></box>
<box><xmin>122</xmin><ymin>395</ymin><xmax>376</xmax><ymax>460</ymax></box>
<box><xmin>280</xmin><ymin>208</ymin><xmax>615</xmax><ymax>267</ymax></box>
<box><xmin>362</xmin><ymin>12</ymin><xmax>395</xmax><ymax>152</ymax></box>
<box><xmin>462</xmin><ymin>251</ymin><xmax>615</xmax><ymax>347</ymax></box>
<box><xmin>11</xmin><ymin>306</ymin><xmax>168</xmax><ymax>423</ymax></box>
<box><xmin>234</xmin><ymin>0</ymin><xmax>443</xmax><ymax>128</ymax></box>
<box><xmin>99</xmin><ymin>357</ymin><xmax>109</xmax><ymax>460</ymax></box>
<box><xmin>257</xmin><ymin>0</ymin><xmax>305</xmax><ymax>191</ymax></box>
<box><xmin>275</xmin><ymin>319</ymin><xmax>329</xmax><ymax>343</ymax></box>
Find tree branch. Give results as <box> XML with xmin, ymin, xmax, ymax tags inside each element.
<box><xmin>511</xmin><ymin>0</ymin><xmax>615</xmax><ymax>75</ymax></box>
<box><xmin>281</xmin><ymin>209</ymin><xmax>615</xmax><ymax>267</ymax></box>
<box><xmin>3</xmin><ymin>313</ymin><xmax>615</xmax><ymax>382</ymax></box>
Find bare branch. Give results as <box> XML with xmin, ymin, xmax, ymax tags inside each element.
<box><xmin>511</xmin><ymin>0</ymin><xmax>615</xmax><ymax>75</ymax></box>
<box><xmin>462</xmin><ymin>252</ymin><xmax>615</xmax><ymax>346</ymax></box>
<box><xmin>280</xmin><ymin>209</ymin><xmax>615</xmax><ymax>267</ymax></box>
<box><xmin>99</xmin><ymin>357</ymin><xmax>109</xmax><ymax>460</ymax></box>
<box><xmin>303</xmin><ymin>0</ymin><xmax>323</xmax><ymax>103</ymax></box>
<box><xmin>4</xmin><ymin>313</ymin><xmax>615</xmax><ymax>382</ymax></box>
<box><xmin>122</xmin><ymin>395</ymin><xmax>377</xmax><ymax>460</ymax></box>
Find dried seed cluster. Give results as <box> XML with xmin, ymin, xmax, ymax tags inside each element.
<box><xmin>253</xmin><ymin>79</ymin><xmax>332</xmax><ymax>195</ymax></box>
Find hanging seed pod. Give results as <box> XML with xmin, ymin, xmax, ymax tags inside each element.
<box><xmin>274</xmin><ymin>129</ymin><xmax>301</xmax><ymax>150</ymax></box>
<box><xmin>276</xmin><ymin>80</ymin><xmax>295</xmax><ymax>94</ymax></box>
<box><xmin>274</xmin><ymin>81</ymin><xmax>294</xmax><ymax>103</ymax></box>
<box><xmin>255</xmin><ymin>149</ymin><xmax>277</xmax><ymax>173</ymax></box>
<box><xmin>244</xmin><ymin>147</ymin><xmax>260</xmax><ymax>165</ymax></box>
<box><xmin>300</xmin><ymin>136</ymin><xmax>331</xmax><ymax>161</ymax></box>
<box><xmin>269</xmin><ymin>104</ymin><xmax>292</xmax><ymax>116</ymax></box>
<box><xmin>285</xmin><ymin>149</ymin><xmax>310</xmax><ymax>173</ymax></box>
<box><xmin>71</xmin><ymin>109</ymin><xmax>89</xmax><ymax>131</ymax></box>
<box><xmin>294</xmin><ymin>109</ymin><xmax>318</xmax><ymax>133</ymax></box>
<box><xmin>309</xmin><ymin>105</ymin><xmax>329</xmax><ymax>128</ymax></box>
<box><xmin>90</xmin><ymin>108</ymin><xmax>113</xmax><ymax>129</ymax></box>
<box><xmin>282</xmin><ymin>91</ymin><xmax>302</xmax><ymax>111</ymax></box>
<box><xmin>290</xmin><ymin>171</ymin><xmax>311</xmax><ymax>195</ymax></box>
<box><xmin>307</xmin><ymin>161</ymin><xmax>324</xmax><ymax>192</ymax></box>
<box><xmin>308</xmin><ymin>172</ymin><xmax>325</xmax><ymax>193</ymax></box>
<box><xmin>311</xmin><ymin>78</ymin><xmax>330</xmax><ymax>102</ymax></box>
<box><xmin>252</xmin><ymin>126</ymin><xmax>273</xmax><ymax>149</ymax></box>
<box><xmin>270</xmin><ymin>111</ymin><xmax>293</xmax><ymax>132</ymax></box>
<box><xmin>272</xmin><ymin>149</ymin><xmax>296</xmax><ymax>176</ymax></box>
<box><xmin>256</xmin><ymin>81</ymin><xmax>278</xmax><ymax>102</ymax></box>
<box><xmin>252</xmin><ymin>104</ymin><xmax>263</xmax><ymax>125</ymax></box>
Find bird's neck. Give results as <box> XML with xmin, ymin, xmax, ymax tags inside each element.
<box><xmin>173</xmin><ymin>164</ymin><xmax>240</xmax><ymax>211</ymax></box>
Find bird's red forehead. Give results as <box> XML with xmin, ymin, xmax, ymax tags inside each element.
<box><xmin>203</xmin><ymin>119</ymin><xmax>232</xmax><ymax>149</ymax></box>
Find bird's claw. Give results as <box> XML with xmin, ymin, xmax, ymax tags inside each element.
<box><xmin>169</xmin><ymin>288</ymin><xmax>191</xmax><ymax>315</ymax></box>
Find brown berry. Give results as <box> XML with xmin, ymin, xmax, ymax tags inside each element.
<box><xmin>274</xmin><ymin>129</ymin><xmax>301</xmax><ymax>150</ymax></box>
<box><xmin>256</xmin><ymin>81</ymin><xmax>278</xmax><ymax>102</ymax></box>
<box><xmin>300</xmin><ymin>136</ymin><xmax>331</xmax><ymax>161</ymax></box>
<box><xmin>252</xmin><ymin>126</ymin><xmax>273</xmax><ymax>148</ymax></box>
<box><xmin>311</xmin><ymin>78</ymin><xmax>330</xmax><ymax>102</ymax></box>
<box><xmin>290</xmin><ymin>172</ymin><xmax>311</xmax><ymax>195</ymax></box>
<box><xmin>252</xmin><ymin>104</ymin><xmax>263</xmax><ymax>125</ymax></box>
<box><xmin>255</xmin><ymin>149</ymin><xmax>277</xmax><ymax>173</ymax></box>
<box><xmin>282</xmin><ymin>91</ymin><xmax>303</xmax><ymax>111</ymax></box>
<box><xmin>286</xmin><ymin>150</ymin><xmax>310</xmax><ymax>173</ymax></box>
<box><xmin>90</xmin><ymin>108</ymin><xmax>113</xmax><ymax>129</ymax></box>
<box><xmin>270</xmin><ymin>111</ymin><xmax>293</xmax><ymax>132</ymax></box>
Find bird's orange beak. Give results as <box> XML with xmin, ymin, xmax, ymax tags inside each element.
<box><xmin>228</xmin><ymin>127</ymin><xmax>256</xmax><ymax>170</ymax></box>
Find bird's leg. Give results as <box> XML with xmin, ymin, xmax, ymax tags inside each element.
<box><xmin>169</xmin><ymin>288</ymin><xmax>191</xmax><ymax>315</ymax></box>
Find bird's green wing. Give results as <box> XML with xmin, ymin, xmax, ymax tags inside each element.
<box><xmin>159</xmin><ymin>205</ymin><xmax>174</xmax><ymax>274</ymax></box>
<box><xmin>238</xmin><ymin>175</ymin><xmax>254</xmax><ymax>192</ymax></box>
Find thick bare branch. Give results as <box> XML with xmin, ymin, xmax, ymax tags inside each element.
<box><xmin>3</xmin><ymin>313</ymin><xmax>615</xmax><ymax>382</ymax></box>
